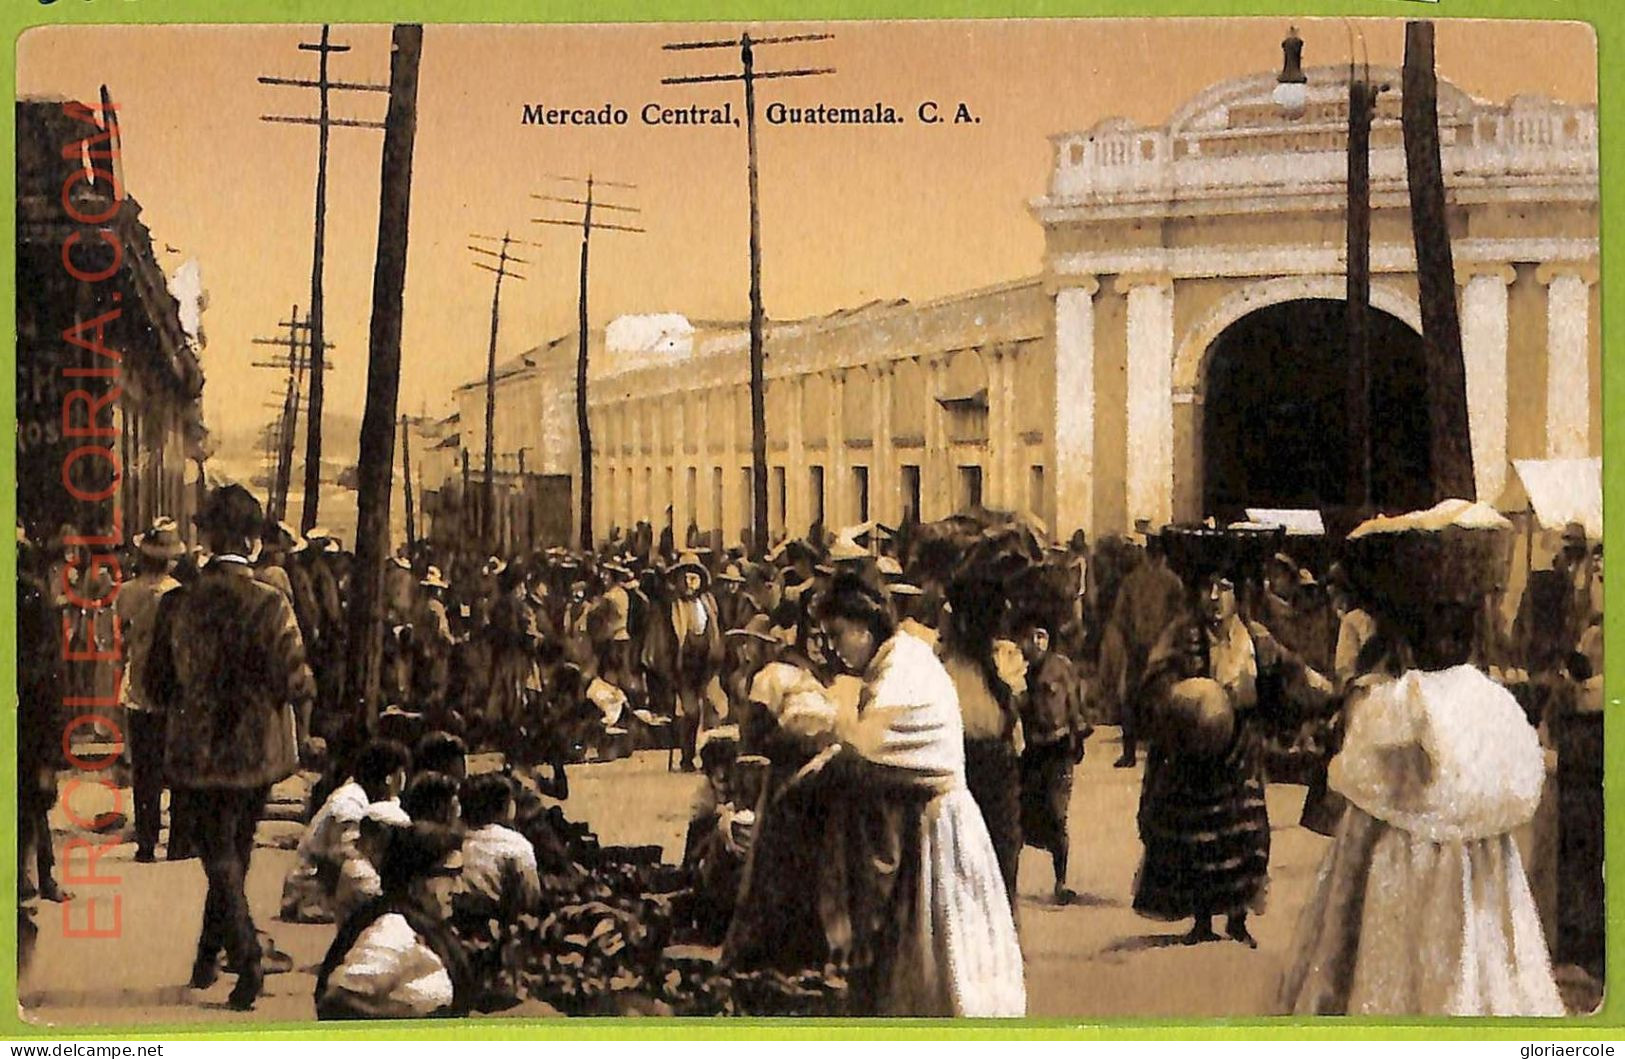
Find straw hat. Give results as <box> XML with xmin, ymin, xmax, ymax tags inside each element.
<box><xmin>135</xmin><ymin>517</ymin><xmax>186</xmax><ymax>559</ymax></box>
<box><xmin>724</xmin><ymin>614</ymin><xmax>779</xmax><ymax>643</ymax></box>
<box><xmin>420</xmin><ymin>566</ymin><xmax>450</xmax><ymax>590</ymax></box>
<box><xmin>875</xmin><ymin>555</ymin><xmax>904</xmax><ymax>579</ymax></box>
<box><xmin>887</xmin><ymin>581</ymin><xmax>924</xmax><ymax>598</ymax></box>
<box><xmin>389</xmin><ymin>556</ymin><xmax>412</xmax><ymax>571</ymax></box>
<box><xmin>482</xmin><ymin>556</ymin><xmax>508</xmax><ymax>578</ymax></box>
<box><xmin>671</xmin><ymin>551</ymin><xmax>710</xmax><ymax>586</ymax></box>
<box><xmin>717</xmin><ymin>563</ymin><xmax>746</xmax><ymax>585</ymax></box>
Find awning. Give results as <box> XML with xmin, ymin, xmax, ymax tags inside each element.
<box><xmin>1499</xmin><ymin>458</ymin><xmax>1602</xmax><ymax>539</ymax></box>
<box><xmin>1243</xmin><ymin>509</ymin><xmax>1326</xmax><ymax>536</ymax></box>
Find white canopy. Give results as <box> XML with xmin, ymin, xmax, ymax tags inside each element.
<box><xmin>1500</xmin><ymin>458</ymin><xmax>1602</xmax><ymax>540</ymax></box>
<box><xmin>1243</xmin><ymin>508</ymin><xmax>1326</xmax><ymax>536</ymax></box>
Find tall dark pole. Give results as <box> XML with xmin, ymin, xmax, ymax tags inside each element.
<box><xmin>661</xmin><ymin>31</ymin><xmax>831</xmax><ymax>557</ymax></box>
<box><xmin>1346</xmin><ymin>71</ymin><xmax>1380</xmax><ymax>513</ymax></box>
<box><xmin>743</xmin><ymin>34</ymin><xmax>770</xmax><ymax>559</ymax></box>
<box><xmin>302</xmin><ymin>25</ymin><xmax>334</xmax><ymax>535</ymax></box>
<box><xmin>577</xmin><ymin>179</ymin><xmax>595</xmax><ymax>550</ymax></box>
<box><xmin>534</xmin><ymin>174</ymin><xmax>642</xmax><ymax>553</ymax></box>
<box><xmin>401</xmin><ymin>414</ymin><xmax>416</xmax><ymax>551</ymax></box>
<box><xmin>482</xmin><ymin>233</ymin><xmax>511</xmax><ymax>552</ymax></box>
<box><xmin>461</xmin><ymin>447</ymin><xmax>472</xmax><ymax>543</ymax></box>
<box><xmin>345</xmin><ymin>23</ymin><xmax>422</xmax><ymax>733</ymax></box>
<box><xmin>1402</xmin><ymin>20</ymin><xmax>1475</xmax><ymax>502</ymax></box>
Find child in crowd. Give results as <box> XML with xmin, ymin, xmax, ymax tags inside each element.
<box><xmin>316</xmin><ymin>823</ymin><xmax>473</xmax><ymax>1020</ymax></box>
<box><xmin>282</xmin><ymin>740</ymin><xmax>412</xmax><ymax>924</ymax></box>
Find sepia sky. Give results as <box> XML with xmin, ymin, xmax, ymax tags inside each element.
<box><xmin>17</xmin><ymin>19</ymin><xmax>1596</xmax><ymax>439</ymax></box>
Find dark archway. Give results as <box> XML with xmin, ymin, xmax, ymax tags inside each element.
<box><xmin>1201</xmin><ymin>299</ymin><xmax>1432</xmax><ymax>524</ymax></box>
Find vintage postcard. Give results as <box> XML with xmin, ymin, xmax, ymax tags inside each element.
<box><xmin>10</xmin><ymin>8</ymin><xmax>1608</xmax><ymax>1035</ymax></box>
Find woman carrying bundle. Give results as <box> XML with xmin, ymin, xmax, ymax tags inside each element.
<box><xmin>1132</xmin><ymin>532</ymin><xmax>1272</xmax><ymax>948</ymax></box>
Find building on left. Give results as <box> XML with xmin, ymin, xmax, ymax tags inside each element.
<box><xmin>17</xmin><ymin>94</ymin><xmax>209</xmax><ymax>544</ymax></box>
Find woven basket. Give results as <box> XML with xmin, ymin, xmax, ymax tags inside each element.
<box><xmin>1160</xmin><ymin>524</ymin><xmax>1285</xmax><ymax>586</ymax></box>
<box><xmin>1344</xmin><ymin>524</ymin><xmax>1511</xmax><ymax>613</ymax></box>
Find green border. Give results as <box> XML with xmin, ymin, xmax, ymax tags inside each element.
<box><xmin>2</xmin><ymin>0</ymin><xmax>1617</xmax><ymax>1040</ymax></box>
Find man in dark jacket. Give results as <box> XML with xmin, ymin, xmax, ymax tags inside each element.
<box><xmin>146</xmin><ymin>485</ymin><xmax>316</xmax><ymax>1011</ymax></box>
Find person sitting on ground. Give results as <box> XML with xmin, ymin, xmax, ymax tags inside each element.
<box><xmin>452</xmin><ymin>773</ymin><xmax>542</xmax><ymax>1009</ymax></box>
<box><xmin>282</xmin><ymin>739</ymin><xmax>411</xmax><ymax>924</ymax></box>
<box><xmin>315</xmin><ymin>822</ymin><xmax>474</xmax><ymax>1020</ymax></box>
<box><xmin>681</xmin><ymin>730</ymin><xmax>754</xmax><ymax>943</ymax></box>
<box><xmin>455</xmin><ymin>773</ymin><xmax>542</xmax><ymax>923</ymax></box>
<box><xmin>335</xmin><ymin>803</ymin><xmax>412</xmax><ymax>923</ymax></box>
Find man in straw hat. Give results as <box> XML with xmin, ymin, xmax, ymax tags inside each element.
<box><xmin>647</xmin><ymin>551</ymin><xmax>725</xmax><ymax>771</ymax></box>
<box><xmin>411</xmin><ymin>566</ymin><xmax>456</xmax><ymax>717</ymax></box>
<box><xmin>118</xmin><ymin>517</ymin><xmax>186</xmax><ymax>862</ymax></box>
<box><xmin>145</xmin><ymin>485</ymin><xmax>315</xmax><ymax>1010</ymax></box>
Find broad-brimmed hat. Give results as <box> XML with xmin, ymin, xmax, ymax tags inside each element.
<box><xmin>482</xmin><ymin>556</ymin><xmax>508</xmax><ymax>578</ymax></box>
<box><xmin>671</xmin><ymin>551</ymin><xmax>710</xmax><ymax>586</ymax></box>
<box><xmin>420</xmin><ymin>566</ymin><xmax>450</xmax><ymax>590</ymax></box>
<box><xmin>827</xmin><ymin>535</ymin><xmax>869</xmax><ymax>563</ymax></box>
<box><xmin>136</xmin><ymin>517</ymin><xmax>186</xmax><ymax>559</ymax></box>
<box><xmin>389</xmin><ymin>556</ymin><xmax>412</xmax><ymax>571</ymax></box>
<box><xmin>717</xmin><ymin>563</ymin><xmax>746</xmax><ymax>584</ymax></box>
<box><xmin>324</xmin><ymin>538</ymin><xmax>342</xmax><ymax>555</ymax></box>
<box><xmin>304</xmin><ymin>525</ymin><xmax>335</xmax><ymax>543</ymax></box>
<box><xmin>876</xmin><ymin>555</ymin><xmax>904</xmax><ymax>579</ymax></box>
<box><xmin>1562</xmin><ymin>521</ymin><xmax>1589</xmax><ymax>547</ymax></box>
<box><xmin>887</xmin><ymin>581</ymin><xmax>925</xmax><ymax>597</ymax></box>
<box><xmin>725</xmin><ymin>614</ymin><xmax>779</xmax><ymax>643</ymax></box>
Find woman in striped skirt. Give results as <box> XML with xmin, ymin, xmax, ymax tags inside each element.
<box><xmin>1131</xmin><ymin>570</ymin><xmax>1271</xmax><ymax>947</ymax></box>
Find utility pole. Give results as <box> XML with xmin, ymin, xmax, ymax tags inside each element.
<box><xmin>467</xmin><ymin>232</ymin><xmax>538</xmax><ymax>551</ymax></box>
<box><xmin>663</xmin><ymin>31</ymin><xmax>834</xmax><ymax>558</ymax></box>
<box><xmin>260</xmin><ymin>25</ymin><xmax>389</xmax><ymax>534</ymax></box>
<box><xmin>1402</xmin><ymin>20</ymin><xmax>1475</xmax><ymax>502</ymax></box>
<box><xmin>344</xmin><ymin>23</ymin><xmax>423</xmax><ymax>734</ymax></box>
<box><xmin>534</xmin><ymin>174</ymin><xmax>645</xmax><ymax>552</ymax></box>
<box><xmin>252</xmin><ymin>308</ymin><xmax>334</xmax><ymax>520</ymax></box>
<box><xmin>1345</xmin><ymin>40</ymin><xmax>1387</xmax><ymax>515</ymax></box>
<box><xmin>401</xmin><ymin>414</ymin><xmax>417</xmax><ymax>551</ymax></box>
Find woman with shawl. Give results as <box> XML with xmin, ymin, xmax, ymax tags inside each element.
<box><xmin>721</xmin><ymin>593</ymin><xmax>846</xmax><ymax>975</ymax></box>
<box><xmin>1132</xmin><ymin>547</ymin><xmax>1272</xmax><ymax>947</ymax></box>
<box><xmin>1279</xmin><ymin>504</ymin><xmax>1562</xmax><ymax>1016</ymax></box>
<box><xmin>793</xmin><ymin>573</ymin><xmax>1025</xmax><ymax>1017</ymax></box>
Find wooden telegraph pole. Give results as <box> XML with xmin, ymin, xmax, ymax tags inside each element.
<box><xmin>252</xmin><ymin>307</ymin><xmax>333</xmax><ymax>520</ymax></box>
<box><xmin>1402</xmin><ymin>20</ymin><xmax>1475</xmax><ymax>502</ymax></box>
<box><xmin>534</xmin><ymin>174</ymin><xmax>645</xmax><ymax>552</ymax></box>
<box><xmin>663</xmin><ymin>31</ymin><xmax>834</xmax><ymax>558</ymax></box>
<box><xmin>345</xmin><ymin>23</ymin><xmax>424</xmax><ymax>733</ymax></box>
<box><xmin>1344</xmin><ymin>36</ymin><xmax>1387</xmax><ymax>514</ymax></box>
<box><xmin>261</xmin><ymin>25</ymin><xmax>389</xmax><ymax>533</ymax></box>
<box><xmin>467</xmin><ymin>232</ymin><xmax>540</xmax><ymax>551</ymax></box>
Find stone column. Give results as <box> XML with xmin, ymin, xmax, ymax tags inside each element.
<box><xmin>1119</xmin><ymin>272</ymin><xmax>1175</xmax><ymax>530</ymax></box>
<box><xmin>1537</xmin><ymin>262</ymin><xmax>1598</xmax><ymax>459</ymax></box>
<box><xmin>785</xmin><ymin>376</ymin><xmax>806</xmax><ymax>535</ymax></box>
<box><xmin>1457</xmin><ymin>263</ymin><xmax>1515</xmax><ymax>504</ymax></box>
<box><xmin>829</xmin><ymin>369</ymin><xmax>847</xmax><ymax>529</ymax></box>
<box><xmin>985</xmin><ymin>349</ymin><xmax>1008</xmax><ymax>510</ymax></box>
<box><xmin>873</xmin><ymin>362</ymin><xmax>894</xmax><ymax>525</ymax></box>
<box><xmin>925</xmin><ymin>357</ymin><xmax>948</xmax><ymax>520</ymax></box>
<box><xmin>1053</xmin><ymin>278</ymin><xmax>1099</xmax><ymax>540</ymax></box>
<box><xmin>722</xmin><ymin>383</ymin><xmax>741</xmax><ymax>545</ymax></box>
<box><xmin>628</xmin><ymin>399</ymin><xmax>644</xmax><ymax>525</ymax></box>
<box><xmin>1000</xmin><ymin>348</ymin><xmax>1022</xmax><ymax>513</ymax></box>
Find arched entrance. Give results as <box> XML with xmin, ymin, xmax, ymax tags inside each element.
<box><xmin>1200</xmin><ymin>299</ymin><xmax>1432</xmax><ymax>522</ymax></box>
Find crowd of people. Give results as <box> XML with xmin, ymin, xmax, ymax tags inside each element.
<box><xmin>14</xmin><ymin>480</ymin><xmax>1604</xmax><ymax>1018</ymax></box>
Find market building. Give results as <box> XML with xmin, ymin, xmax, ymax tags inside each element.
<box><xmin>17</xmin><ymin>95</ymin><xmax>208</xmax><ymax>544</ymax></box>
<box><xmin>438</xmin><ymin>66</ymin><xmax>1597</xmax><ymax>550</ymax></box>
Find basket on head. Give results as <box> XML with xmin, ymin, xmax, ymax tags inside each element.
<box><xmin>1159</xmin><ymin>523</ymin><xmax>1285</xmax><ymax>588</ymax></box>
<box><xmin>1343</xmin><ymin>500</ymin><xmax>1513</xmax><ymax>614</ymax></box>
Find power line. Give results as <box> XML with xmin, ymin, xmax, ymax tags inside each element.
<box><xmin>661</xmin><ymin>30</ymin><xmax>834</xmax><ymax>556</ymax></box>
<box><xmin>259</xmin><ymin>24</ymin><xmax>389</xmax><ymax>533</ymax></box>
<box><xmin>533</xmin><ymin>174</ymin><xmax>646</xmax><ymax>550</ymax></box>
<box><xmin>468</xmin><ymin>230</ymin><xmax>528</xmax><ymax>550</ymax></box>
